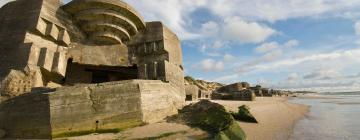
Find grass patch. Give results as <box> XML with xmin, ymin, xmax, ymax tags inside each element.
<box><xmin>53</xmin><ymin>120</ymin><xmax>145</xmax><ymax>138</ymax></box>
<box><xmin>231</xmin><ymin>105</ymin><xmax>258</xmax><ymax>123</ymax></box>
<box><xmin>134</xmin><ymin>131</ymin><xmax>187</xmax><ymax>140</ymax></box>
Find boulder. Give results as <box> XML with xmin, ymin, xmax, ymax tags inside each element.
<box><xmin>231</xmin><ymin>105</ymin><xmax>258</xmax><ymax>123</ymax></box>
<box><xmin>179</xmin><ymin>100</ymin><xmax>233</xmax><ymax>133</ymax></box>
<box><xmin>174</xmin><ymin>100</ymin><xmax>246</xmax><ymax>140</ymax></box>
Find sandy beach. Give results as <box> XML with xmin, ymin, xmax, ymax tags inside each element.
<box><xmin>214</xmin><ymin>97</ymin><xmax>309</xmax><ymax>140</ymax></box>
<box><xmin>56</xmin><ymin>97</ymin><xmax>309</xmax><ymax>140</ymax></box>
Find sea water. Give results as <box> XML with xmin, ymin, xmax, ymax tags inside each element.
<box><xmin>289</xmin><ymin>92</ymin><xmax>360</xmax><ymax>140</ymax></box>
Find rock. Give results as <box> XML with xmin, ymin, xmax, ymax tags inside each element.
<box><xmin>215</xmin><ymin>122</ymin><xmax>246</xmax><ymax>140</ymax></box>
<box><xmin>179</xmin><ymin>100</ymin><xmax>233</xmax><ymax>133</ymax></box>
<box><xmin>231</xmin><ymin>105</ymin><xmax>258</xmax><ymax>123</ymax></box>
<box><xmin>0</xmin><ymin>129</ymin><xmax>5</xmax><ymax>138</ymax></box>
<box><xmin>174</xmin><ymin>100</ymin><xmax>246</xmax><ymax>140</ymax></box>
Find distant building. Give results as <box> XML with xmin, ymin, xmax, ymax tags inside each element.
<box><xmin>213</xmin><ymin>82</ymin><xmax>255</xmax><ymax>101</ymax></box>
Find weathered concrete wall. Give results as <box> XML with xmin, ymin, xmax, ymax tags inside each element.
<box><xmin>0</xmin><ymin>0</ymin><xmax>82</xmax><ymax>96</ymax></box>
<box><xmin>68</xmin><ymin>43</ymin><xmax>130</xmax><ymax>67</ymax></box>
<box><xmin>163</xmin><ymin>24</ymin><xmax>183</xmax><ymax>67</ymax></box>
<box><xmin>49</xmin><ymin>81</ymin><xmax>143</xmax><ymax>137</ymax></box>
<box><xmin>218</xmin><ymin>82</ymin><xmax>250</xmax><ymax>93</ymax></box>
<box><xmin>164</xmin><ymin>60</ymin><xmax>185</xmax><ymax>96</ymax></box>
<box><xmin>0</xmin><ymin>80</ymin><xmax>183</xmax><ymax>139</ymax></box>
<box><xmin>185</xmin><ymin>85</ymin><xmax>199</xmax><ymax>101</ymax></box>
<box><xmin>0</xmin><ymin>0</ymin><xmax>43</xmax><ymax>81</ymax></box>
<box><xmin>139</xmin><ymin>81</ymin><xmax>185</xmax><ymax>123</ymax></box>
<box><xmin>0</xmin><ymin>92</ymin><xmax>53</xmax><ymax>139</ymax></box>
<box><xmin>126</xmin><ymin>22</ymin><xmax>185</xmax><ymax>100</ymax></box>
<box><xmin>199</xmin><ymin>90</ymin><xmax>211</xmax><ymax>99</ymax></box>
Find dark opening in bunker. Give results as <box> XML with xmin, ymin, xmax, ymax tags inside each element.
<box><xmin>65</xmin><ymin>59</ymin><xmax>138</xmax><ymax>84</ymax></box>
<box><xmin>186</xmin><ymin>95</ymin><xmax>192</xmax><ymax>101</ymax></box>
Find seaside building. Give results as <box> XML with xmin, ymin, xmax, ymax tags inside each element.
<box><xmin>0</xmin><ymin>0</ymin><xmax>185</xmax><ymax>139</ymax></box>
<box><xmin>213</xmin><ymin>82</ymin><xmax>255</xmax><ymax>101</ymax></box>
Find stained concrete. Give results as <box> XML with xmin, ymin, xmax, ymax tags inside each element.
<box><xmin>0</xmin><ymin>80</ymin><xmax>184</xmax><ymax>139</ymax></box>
<box><xmin>0</xmin><ymin>0</ymin><xmax>186</xmax><ymax>139</ymax></box>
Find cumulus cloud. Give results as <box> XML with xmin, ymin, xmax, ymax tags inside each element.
<box><xmin>199</xmin><ymin>59</ymin><xmax>224</xmax><ymax>72</ymax></box>
<box><xmin>3</xmin><ymin>0</ymin><xmax>359</xmax><ymax>41</ymax></box>
<box><xmin>223</xmin><ymin>17</ymin><xmax>276</xmax><ymax>43</ymax></box>
<box><xmin>236</xmin><ymin>39</ymin><xmax>298</xmax><ymax>74</ymax></box>
<box><xmin>123</xmin><ymin>0</ymin><xmax>206</xmax><ymax>40</ymax></box>
<box><xmin>122</xmin><ymin>0</ymin><xmax>360</xmax><ymax>41</ymax></box>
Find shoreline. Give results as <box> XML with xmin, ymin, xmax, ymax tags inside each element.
<box><xmin>55</xmin><ymin>97</ymin><xmax>309</xmax><ymax>140</ymax></box>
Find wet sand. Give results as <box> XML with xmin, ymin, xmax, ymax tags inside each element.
<box><xmin>56</xmin><ymin>97</ymin><xmax>308</xmax><ymax>140</ymax></box>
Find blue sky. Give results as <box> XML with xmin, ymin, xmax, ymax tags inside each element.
<box><xmin>2</xmin><ymin>0</ymin><xmax>360</xmax><ymax>92</ymax></box>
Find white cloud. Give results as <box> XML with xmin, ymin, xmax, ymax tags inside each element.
<box><xmin>255</xmin><ymin>40</ymin><xmax>299</xmax><ymax>54</ymax></box>
<box><xmin>224</xmin><ymin>54</ymin><xmax>235</xmax><ymax>62</ymax></box>
<box><xmin>122</xmin><ymin>0</ymin><xmax>360</xmax><ymax>41</ymax></box>
<box><xmin>199</xmin><ymin>59</ymin><xmax>224</xmax><ymax>72</ymax></box>
<box><xmin>254</xmin><ymin>48</ymin><xmax>360</xmax><ymax>72</ymax></box>
<box><xmin>284</xmin><ymin>39</ymin><xmax>300</xmax><ymax>48</ymax></box>
<box><xmin>355</xmin><ymin>21</ymin><xmax>360</xmax><ymax>35</ymax></box>
<box><xmin>123</xmin><ymin>0</ymin><xmax>205</xmax><ymax>40</ymax></box>
<box><xmin>4</xmin><ymin>0</ymin><xmax>357</xmax><ymax>41</ymax></box>
<box><xmin>263</xmin><ymin>49</ymin><xmax>283</xmax><ymax>61</ymax></box>
<box><xmin>255</xmin><ymin>42</ymin><xmax>279</xmax><ymax>53</ymax></box>
<box><xmin>206</xmin><ymin>0</ymin><xmax>360</xmax><ymax>22</ymax></box>
<box><xmin>201</xmin><ymin>21</ymin><xmax>220</xmax><ymax>37</ymax></box>
<box><xmin>223</xmin><ymin>17</ymin><xmax>276</xmax><ymax>43</ymax></box>
<box><xmin>303</xmin><ymin>69</ymin><xmax>341</xmax><ymax>80</ymax></box>
<box><xmin>211</xmin><ymin>40</ymin><xmax>224</xmax><ymax>49</ymax></box>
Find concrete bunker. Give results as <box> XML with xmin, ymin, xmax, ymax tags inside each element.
<box><xmin>0</xmin><ymin>0</ymin><xmax>185</xmax><ymax>139</ymax></box>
